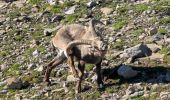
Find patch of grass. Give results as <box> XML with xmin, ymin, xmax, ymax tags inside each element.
<box><xmin>29</xmin><ymin>0</ymin><xmax>41</xmax><ymax>5</ymax></box>
<box><xmin>63</xmin><ymin>14</ymin><xmax>78</xmax><ymax>23</ymax></box>
<box><xmin>84</xmin><ymin>91</ymin><xmax>101</xmax><ymax>100</ymax></box>
<box><xmin>132</xmin><ymin>28</ymin><xmax>145</xmax><ymax>36</ymax></box>
<box><xmin>0</xmin><ymin>51</ymin><xmax>10</xmax><ymax>57</ymax></box>
<box><xmin>160</xmin><ymin>17</ymin><xmax>170</xmax><ymax>24</ymax></box>
<box><xmin>152</xmin><ymin>5</ymin><xmax>170</xmax><ymax>12</ymax></box>
<box><xmin>21</xmin><ymin>70</ymin><xmax>41</xmax><ymax>84</ymax></box>
<box><xmin>85</xmin><ymin>64</ymin><xmax>94</xmax><ymax>72</ymax></box>
<box><xmin>134</xmin><ymin>4</ymin><xmax>148</xmax><ymax>13</ymax></box>
<box><xmin>131</xmin><ymin>96</ymin><xmax>144</xmax><ymax>100</ymax></box>
<box><xmin>158</xmin><ymin>28</ymin><xmax>168</xmax><ymax>35</ymax></box>
<box><xmin>117</xmin><ymin>5</ymin><xmax>129</xmax><ymax>14</ymax></box>
<box><xmin>113</xmin><ymin>20</ymin><xmax>127</xmax><ymax>31</ymax></box>
<box><xmin>158</xmin><ymin>47</ymin><xmax>170</xmax><ymax>54</ymax></box>
<box><xmin>4</xmin><ymin>63</ymin><xmax>21</xmax><ymax>76</ymax></box>
<box><xmin>110</xmin><ymin>41</ymin><xmax>125</xmax><ymax>50</ymax></box>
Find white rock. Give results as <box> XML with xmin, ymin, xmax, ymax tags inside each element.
<box><xmin>86</xmin><ymin>1</ymin><xmax>96</xmax><ymax>8</ymax></box>
<box><xmin>64</xmin><ymin>5</ymin><xmax>77</xmax><ymax>15</ymax></box>
<box><xmin>47</xmin><ymin>0</ymin><xmax>56</xmax><ymax>5</ymax></box>
<box><xmin>32</xmin><ymin>50</ymin><xmax>39</xmax><ymax>58</ymax></box>
<box><xmin>66</xmin><ymin>75</ymin><xmax>79</xmax><ymax>82</ymax></box>
<box><xmin>117</xmin><ymin>64</ymin><xmax>138</xmax><ymax>79</ymax></box>
<box><xmin>100</xmin><ymin>7</ymin><xmax>113</xmax><ymax>16</ymax></box>
<box><xmin>27</xmin><ymin>63</ymin><xmax>37</xmax><ymax>70</ymax></box>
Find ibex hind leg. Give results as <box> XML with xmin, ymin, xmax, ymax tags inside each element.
<box><xmin>44</xmin><ymin>53</ymin><xmax>67</xmax><ymax>85</ymax></box>
<box><xmin>67</xmin><ymin>55</ymin><xmax>79</xmax><ymax>78</ymax></box>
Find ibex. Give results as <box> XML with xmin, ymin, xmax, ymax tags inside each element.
<box><xmin>44</xmin><ymin>19</ymin><xmax>107</xmax><ymax>93</ymax></box>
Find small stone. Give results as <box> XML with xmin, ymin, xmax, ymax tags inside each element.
<box><xmin>15</xmin><ymin>94</ymin><xmax>22</xmax><ymax>100</ymax></box>
<box><xmin>160</xmin><ymin>92</ymin><xmax>170</xmax><ymax>100</ymax></box>
<box><xmin>117</xmin><ymin>64</ymin><xmax>138</xmax><ymax>79</ymax></box>
<box><xmin>47</xmin><ymin>0</ymin><xmax>56</xmax><ymax>5</ymax></box>
<box><xmin>130</xmin><ymin>91</ymin><xmax>144</xmax><ymax>97</ymax></box>
<box><xmin>87</xmin><ymin>1</ymin><xmax>96</xmax><ymax>8</ymax></box>
<box><xmin>0</xmin><ymin>80</ymin><xmax>7</xmax><ymax>87</ymax></box>
<box><xmin>27</xmin><ymin>63</ymin><xmax>37</xmax><ymax>70</ymax></box>
<box><xmin>165</xmin><ymin>70</ymin><xmax>170</xmax><ymax>82</ymax></box>
<box><xmin>100</xmin><ymin>7</ymin><xmax>113</xmax><ymax>16</ymax></box>
<box><xmin>146</xmin><ymin>44</ymin><xmax>161</xmax><ymax>53</ymax></box>
<box><xmin>32</xmin><ymin>50</ymin><xmax>39</xmax><ymax>58</ymax></box>
<box><xmin>51</xmin><ymin>15</ymin><xmax>64</xmax><ymax>22</ymax></box>
<box><xmin>6</xmin><ymin>77</ymin><xmax>23</xmax><ymax>89</ymax></box>
<box><xmin>64</xmin><ymin>5</ymin><xmax>77</xmax><ymax>15</ymax></box>
<box><xmin>67</xmin><ymin>75</ymin><xmax>79</xmax><ymax>82</ymax></box>
<box><xmin>0</xmin><ymin>89</ymin><xmax>8</xmax><ymax>94</ymax></box>
<box><xmin>35</xmin><ymin>65</ymin><xmax>44</xmax><ymax>72</ymax></box>
<box><xmin>44</xmin><ymin>29</ymin><xmax>53</xmax><ymax>36</ymax></box>
<box><xmin>0</xmin><ymin>64</ymin><xmax>8</xmax><ymax>71</ymax></box>
<box><xmin>149</xmin><ymin>27</ymin><xmax>158</xmax><ymax>35</ymax></box>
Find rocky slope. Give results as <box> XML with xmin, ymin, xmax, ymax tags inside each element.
<box><xmin>0</xmin><ymin>0</ymin><xmax>170</xmax><ymax>100</ymax></box>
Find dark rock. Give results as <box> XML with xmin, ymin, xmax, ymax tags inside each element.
<box><xmin>120</xmin><ymin>43</ymin><xmax>152</xmax><ymax>61</ymax></box>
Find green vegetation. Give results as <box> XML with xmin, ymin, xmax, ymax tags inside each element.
<box><xmin>132</xmin><ymin>28</ymin><xmax>145</xmax><ymax>36</ymax></box>
<box><xmin>85</xmin><ymin>64</ymin><xmax>94</xmax><ymax>71</ymax></box>
<box><xmin>159</xmin><ymin>47</ymin><xmax>170</xmax><ymax>54</ymax></box>
<box><xmin>29</xmin><ymin>0</ymin><xmax>41</xmax><ymax>5</ymax></box>
<box><xmin>158</xmin><ymin>28</ymin><xmax>168</xmax><ymax>35</ymax></box>
<box><xmin>84</xmin><ymin>91</ymin><xmax>101</xmax><ymax>100</ymax></box>
<box><xmin>160</xmin><ymin>17</ymin><xmax>170</xmax><ymax>24</ymax></box>
<box><xmin>110</xmin><ymin>41</ymin><xmax>125</xmax><ymax>50</ymax></box>
<box><xmin>4</xmin><ymin>63</ymin><xmax>21</xmax><ymax>76</ymax></box>
<box><xmin>113</xmin><ymin>20</ymin><xmax>127</xmax><ymax>31</ymax></box>
<box><xmin>134</xmin><ymin>4</ymin><xmax>148</xmax><ymax>13</ymax></box>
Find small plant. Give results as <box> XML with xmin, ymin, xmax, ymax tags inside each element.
<box><xmin>29</xmin><ymin>0</ymin><xmax>41</xmax><ymax>5</ymax></box>
<box><xmin>159</xmin><ymin>47</ymin><xmax>170</xmax><ymax>54</ymax></box>
<box><xmin>134</xmin><ymin>4</ymin><xmax>148</xmax><ymax>13</ymax></box>
<box><xmin>158</xmin><ymin>28</ymin><xmax>168</xmax><ymax>35</ymax></box>
<box><xmin>113</xmin><ymin>20</ymin><xmax>127</xmax><ymax>31</ymax></box>
<box><xmin>160</xmin><ymin>17</ymin><xmax>170</xmax><ymax>24</ymax></box>
<box><xmin>4</xmin><ymin>63</ymin><xmax>21</xmax><ymax>76</ymax></box>
<box><xmin>85</xmin><ymin>64</ymin><xmax>94</xmax><ymax>72</ymax></box>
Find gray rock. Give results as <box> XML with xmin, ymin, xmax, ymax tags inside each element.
<box><xmin>64</xmin><ymin>5</ymin><xmax>78</xmax><ymax>15</ymax></box>
<box><xmin>117</xmin><ymin>64</ymin><xmax>138</xmax><ymax>79</ymax></box>
<box><xmin>15</xmin><ymin>94</ymin><xmax>22</xmax><ymax>100</ymax></box>
<box><xmin>100</xmin><ymin>7</ymin><xmax>113</xmax><ymax>16</ymax></box>
<box><xmin>0</xmin><ymin>64</ymin><xmax>8</xmax><ymax>71</ymax></box>
<box><xmin>47</xmin><ymin>0</ymin><xmax>56</xmax><ymax>5</ymax></box>
<box><xmin>27</xmin><ymin>63</ymin><xmax>37</xmax><ymax>70</ymax></box>
<box><xmin>87</xmin><ymin>1</ymin><xmax>96</xmax><ymax>8</ymax></box>
<box><xmin>130</xmin><ymin>91</ymin><xmax>144</xmax><ymax>97</ymax></box>
<box><xmin>6</xmin><ymin>77</ymin><xmax>23</xmax><ymax>89</ymax></box>
<box><xmin>160</xmin><ymin>92</ymin><xmax>170</xmax><ymax>100</ymax></box>
<box><xmin>66</xmin><ymin>75</ymin><xmax>79</xmax><ymax>82</ymax></box>
<box><xmin>165</xmin><ymin>70</ymin><xmax>170</xmax><ymax>82</ymax></box>
<box><xmin>149</xmin><ymin>27</ymin><xmax>158</xmax><ymax>35</ymax></box>
<box><xmin>32</xmin><ymin>50</ymin><xmax>39</xmax><ymax>58</ymax></box>
<box><xmin>0</xmin><ymin>80</ymin><xmax>7</xmax><ymax>87</ymax></box>
<box><xmin>44</xmin><ymin>29</ymin><xmax>52</xmax><ymax>36</ymax></box>
<box><xmin>51</xmin><ymin>15</ymin><xmax>64</xmax><ymax>22</ymax></box>
<box><xmin>146</xmin><ymin>44</ymin><xmax>161</xmax><ymax>53</ymax></box>
<box><xmin>0</xmin><ymin>89</ymin><xmax>8</xmax><ymax>94</ymax></box>
<box><xmin>152</xmin><ymin>33</ymin><xmax>164</xmax><ymax>41</ymax></box>
<box><xmin>120</xmin><ymin>43</ymin><xmax>152</xmax><ymax>61</ymax></box>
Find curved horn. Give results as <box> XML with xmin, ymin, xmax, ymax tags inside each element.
<box><xmin>66</xmin><ymin>40</ymin><xmax>97</xmax><ymax>55</ymax></box>
<box><xmin>88</xmin><ymin>19</ymin><xmax>104</xmax><ymax>38</ymax></box>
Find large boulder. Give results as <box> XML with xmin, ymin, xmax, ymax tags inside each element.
<box><xmin>117</xmin><ymin>64</ymin><xmax>138</xmax><ymax>79</ymax></box>
<box><xmin>120</xmin><ymin>43</ymin><xmax>152</xmax><ymax>62</ymax></box>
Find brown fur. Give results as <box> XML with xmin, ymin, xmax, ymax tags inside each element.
<box><xmin>44</xmin><ymin>20</ymin><xmax>106</xmax><ymax>93</ymax></box>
